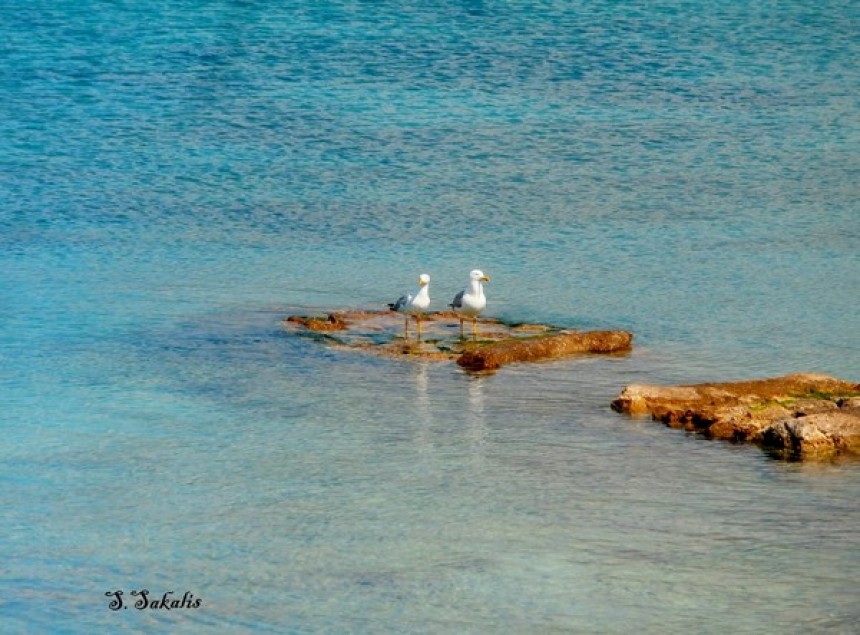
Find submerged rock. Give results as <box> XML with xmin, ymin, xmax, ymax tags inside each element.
<box><xmin>611</xmin><ymin>373</ymin><xmax>860</xmax><ymax>460</ymax></box>
<box><xmin>284</xmin><ymin>313</ymin><xmax>348</xmax><ymax>332</ymax></box>
<box><xmin>283</xmin><ymin>309</ymin><xmax>631</xmax><ymax>370</ymax></box>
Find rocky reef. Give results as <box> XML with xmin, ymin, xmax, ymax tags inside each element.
<box><xmin>283</xmin><ymin>309</ymin><xmax>632</xmax><ymax>370</ymax></box>
<box><xmin>611</xmin><ymin>373</ymin><xmax>860</xmax><ymax>460</ymax></box>
<box><xmin>457</xmin><ymin>330</ymin><xmax>632</xmax><ymax>371</ymax></box>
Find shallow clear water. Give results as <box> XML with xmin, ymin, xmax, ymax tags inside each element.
<box><xmin>2</xmin><ymin>1</ymin><xmax>859</xmax><ymax>633</ymax></box>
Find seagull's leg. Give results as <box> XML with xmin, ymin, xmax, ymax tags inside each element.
<box><xmin>404</xmin><ymin>316</ymin><xmax>409</xmax><ymax>339</ymax></box>
<box><xmin>416</xmin><ymin>315</ymin><xmax>423</xmax><ymax>340</ymax></box>
<box><xmin>472</xmin><ymin>318</ymin><xmax>478</xmax><ymax>339</ymax></box>
<box><xmin>459</xmin><ymin>318</ymin><xmax>464</xmax><ymax>338</ymax></box>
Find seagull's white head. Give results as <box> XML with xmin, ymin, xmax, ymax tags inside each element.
<box><xmin>470</xmin><ymin>269</ymin><xmax>490</xmax><ymax>282</ymax></box>
<box><xmin>418</xmin><ymin>273</ymin><xmax>430</xmax><ymax>286</ymax></box>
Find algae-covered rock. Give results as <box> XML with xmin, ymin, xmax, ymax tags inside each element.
<box><xmin>283</xmin><ymin>309</ymin><xmax>631</xmax><ymax>370</ymax></box>
<box><xmin>284</xmin><ymin>313</ymin><xmax>348</xmax><ymax>332</ymax></box>
<box><xmin>611</xmin><ymin>373</ymin><xmax>860</xmax><ymax>460</ymax></box>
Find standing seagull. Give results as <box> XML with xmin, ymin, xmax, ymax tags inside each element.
<box><xmin>388</xmin><ymin>273</ymin><xmax>431</xmax><ymax>339</ymax></box>
<box><xmin>450</xmin><ymin>269</ymin><xmax>490</xmax><ymax>339</ymax></box>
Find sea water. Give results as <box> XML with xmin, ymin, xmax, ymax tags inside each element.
<box><xmin>2</xmin><ymin>1</ymin><xmax>859</xmax><ymax>633</ymax></box>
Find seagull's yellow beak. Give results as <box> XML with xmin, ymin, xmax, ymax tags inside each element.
<box><xmin>418</xmin><ymin>278</ymin><xmax>427</xmax><ymax>285</ymax></box>
<box><xmin>481</xmin><ymin>275</ymin><xmax>490</xmax><ymax>282</ymax></box>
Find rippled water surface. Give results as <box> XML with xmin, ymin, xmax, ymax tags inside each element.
<box><xmin>2</xmin><ymin>1</ymin><xmax>859</xmax><ymax>633</ymax></box>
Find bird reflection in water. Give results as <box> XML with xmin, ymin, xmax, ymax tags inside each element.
<box><xmin>413</xmin><ymin>362</ymin><xmax>432</xmax><ymax>449</ymax></box>
<box><xmin>467</xmin><ymin>374</ymin><xmax>488</xmax><ymax>453</ymax></box>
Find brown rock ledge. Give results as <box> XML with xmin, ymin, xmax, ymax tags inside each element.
<box><xmin>457</xmin><ymin>330</ymin><xmax>632</xmax><ymax>371</ymax></box>
<box><xmin>283</xmin><ymin>309</ymin><xmax>632</xmax><ymax>370</ymax></box>
<box><xmin>611</xmin><ymin>373</ymin><xmax>860</xmax><ymax>459</ymax></box>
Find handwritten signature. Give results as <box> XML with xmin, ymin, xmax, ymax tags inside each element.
<box><xmin>105</xmin><ymin>590</ymin><xmax>202</xmax><ymax>611</ymax></box>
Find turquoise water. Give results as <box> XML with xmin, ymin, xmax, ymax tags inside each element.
<box><xmin>3</xmin><ymin>1</ymin><xmax>859</xmax><ymax>632</ymax></box>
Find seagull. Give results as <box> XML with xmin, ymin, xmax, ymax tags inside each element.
<box><xmin>388</xmin><ymin>273</ymin><xmax>431</xmax><ymax>339</ymax></box>
<box><xmin>450</xmin><ymin>269</ymin><xmax>490</xmax><ymax>338</ymax></box>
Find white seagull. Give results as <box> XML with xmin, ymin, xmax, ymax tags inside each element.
<box><xmin>388</xmin><ymin>273</ymin><xmax>431</xmax><ymax>339</ymax></box>
<box><xmin>450</xmin><ymin>269</ymin><xmax>490</xmax><ymax>338</ymax></box>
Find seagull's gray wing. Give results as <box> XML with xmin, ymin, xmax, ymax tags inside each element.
<box><xmin>388</xmin><ymin>294</ymin><xmax>410</xmax><ymax>311</ymax></box>
<box><xmin>449</xmin><ymin>290</ymin><xmax>464</xmax><ymax>309</ymax></box>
